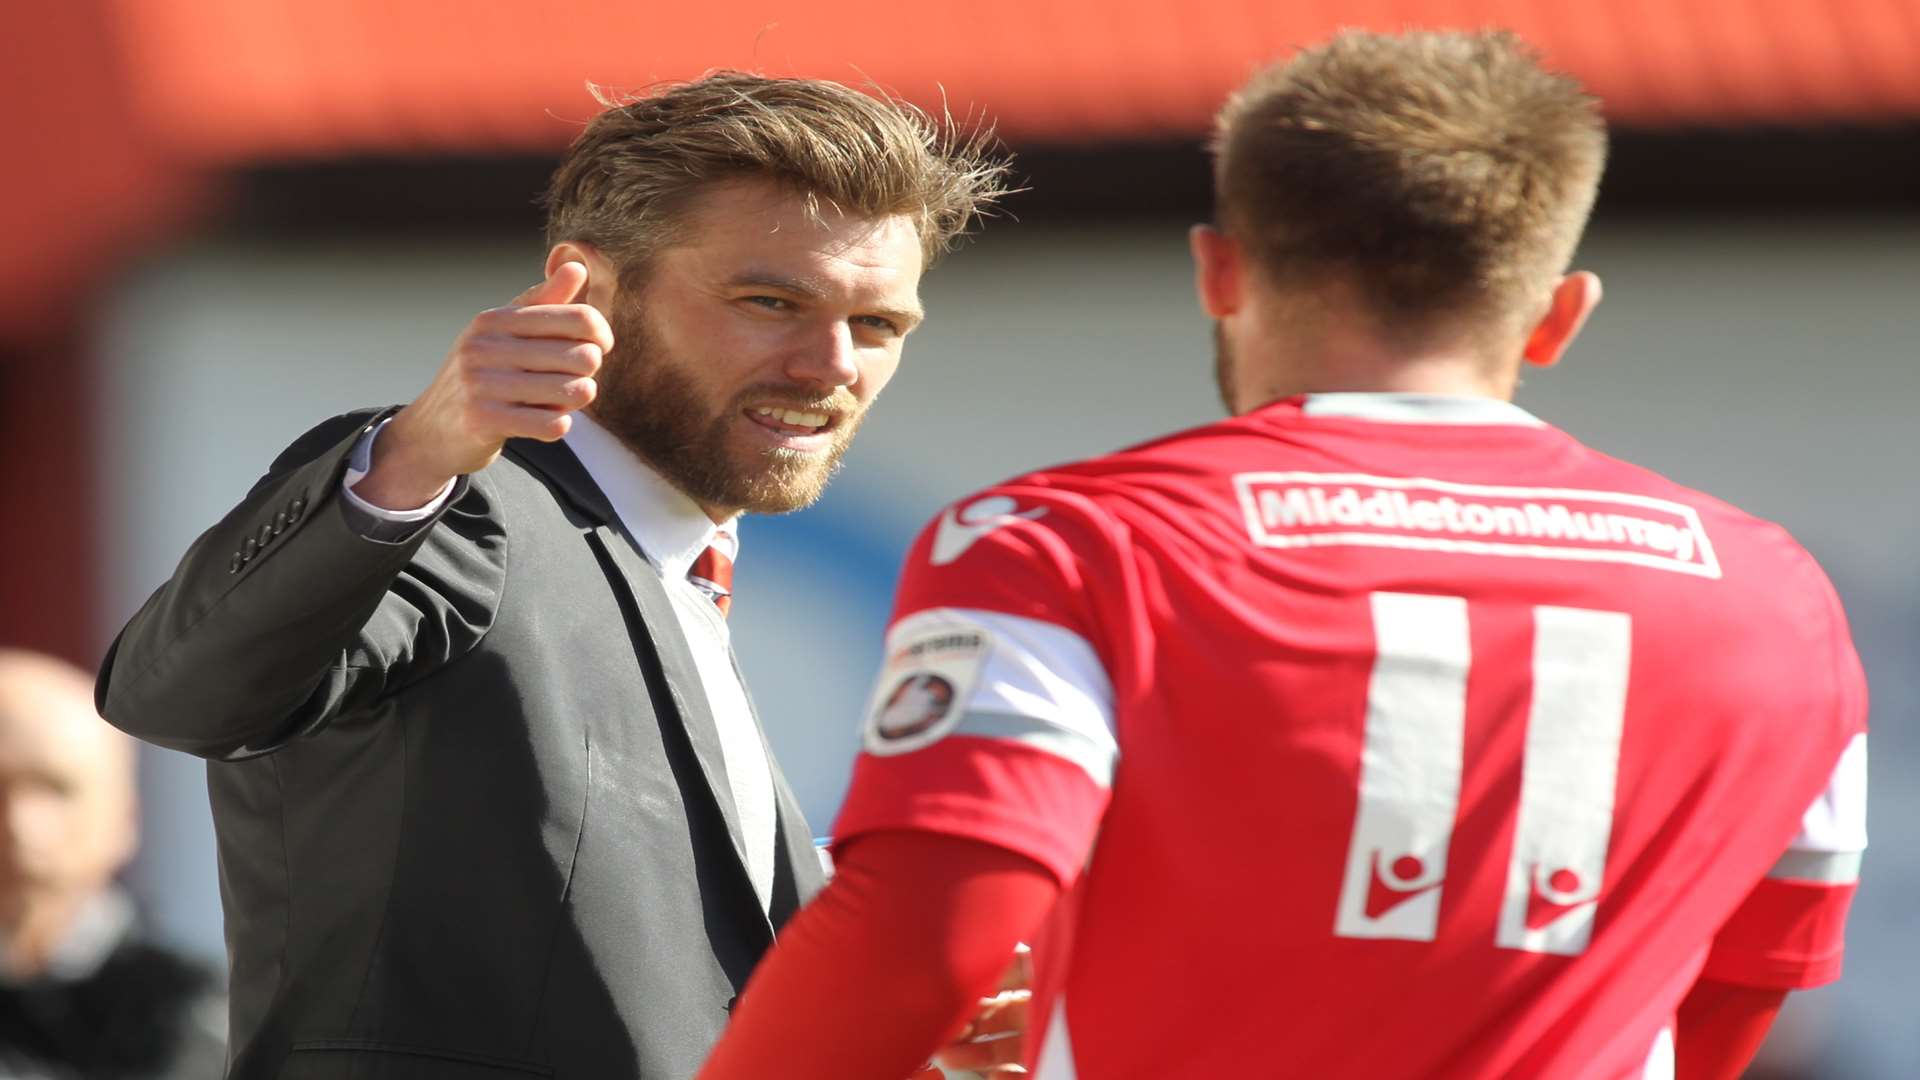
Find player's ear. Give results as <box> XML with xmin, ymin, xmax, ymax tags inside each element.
<box><xmin>1522</xmin><ymin>271</ymin><xmax>1602</xmax><ymax>368</ymax></box>
<box><xmin>544</xmin><ymin>242</ymin><xmax>620</xmax><ymax>313</ymax></box>
<box><xmin>1190</xmin><ymin>224</ymin><xmax>1245</xmax><ymax>320</ymax></box>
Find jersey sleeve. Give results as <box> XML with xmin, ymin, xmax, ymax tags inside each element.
<box><xmin>832</xmin><ymin>485</ymin><xmax>1120</xmax><ymax>888</ymax></box>
<box><xmin>1702</xmin><ymin>732</ymin><xmax>1867</xmax><ymax>989</ymax></box>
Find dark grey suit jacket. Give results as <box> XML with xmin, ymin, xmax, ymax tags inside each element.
<box><xmin>98</xmin><ymin>410</ymin><xmax>825</xmax><ymax>1079</ymax></box>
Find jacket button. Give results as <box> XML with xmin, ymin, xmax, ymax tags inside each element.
<box><xmin>272</xmin><ymin>511</ymin><xmax>288</xmax><ymax>536</ymax></box>
<box><xmin>725</xmin><ymin>996</ymin><xmax>738</xmax><ymax>1012</ymax></box>
<box><xmin>229</xmin><ymin>553</ymin><xmax>243</xmax><ymax>574</ymax></box>
<box><xmin>243</xmin><ymin>537</ymin><xmax>258</xmax><ymax>558</ymax></box>
<box><xmin>287</xmin><ymin>497</ymin><xmax>307</xmax><ymax>524</ymax></box>
<box><xmin>258</xmin><ymin>523</ymin><xmax>275</xmax><ymax>546</ymax></box>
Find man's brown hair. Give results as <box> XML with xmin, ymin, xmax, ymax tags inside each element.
<box><xmin>546</xmin><ymin>72</ymin><xmax>1009</xmax><ymax>276</ymax></box>
<box><xmin>1212</xmin><ymin>30</ymin><xmax>1606</xmax><ymax>328</ymax></box>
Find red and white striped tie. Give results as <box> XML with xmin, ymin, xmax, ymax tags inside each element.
<box><xmin>688</xmin><ymin>536</ymin><xmax>735</xmax><ymax>619</ymax></box>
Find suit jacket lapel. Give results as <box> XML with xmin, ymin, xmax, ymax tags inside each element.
<box><xmin>506</xmin><ymin>438</ymin><xmax>755</xmax><ymax>889</ymax></box>
<box><xmin>768</xmin><ymin>763</ymin><xmax>826</xmax><ymax>919</ymax></box>
<box><xmin>730</xmin><ymin>651</ymin><xmax>827</xmax><ymax>918</ymax></box>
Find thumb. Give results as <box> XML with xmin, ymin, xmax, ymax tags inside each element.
<box><xmin>511</xmin><ymin>260</ymin><xmax>589</xmax><ymax>307</ymax></box>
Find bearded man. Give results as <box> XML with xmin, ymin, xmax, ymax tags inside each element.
<box><xmin>97</xmin><ymin>72</ymin><xmax>1006</xmax><ymax>1080</ymax></box>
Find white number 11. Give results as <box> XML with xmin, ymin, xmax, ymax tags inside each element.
<box><xmin>1333</xmin><ymin>592</ymin><xmax>1632</xmax><ymax>955</ymax></box>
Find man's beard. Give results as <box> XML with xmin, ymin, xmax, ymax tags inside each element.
<box><xmin>589</xmin><ymin>303</ymin><xmax>866</xmax><ymax>516</ymax></box>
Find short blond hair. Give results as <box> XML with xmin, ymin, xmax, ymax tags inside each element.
<box><xmin>1212</xmin><ymin>30</ymin><xmax>1606</xmax><ymax>326</ymax></box>
<box><xmin>545</xmin><ymin>72</ymin><xmax>1009</xmax><ymax>274</ymax></box>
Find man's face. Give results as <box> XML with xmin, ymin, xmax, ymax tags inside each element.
<box><xmin>590</xmin><ymin>177</ymin><xmax>926</xmax><ymax>517</ymax></box>
<box><xmin>0</xmin><ymin>666</ymin><xmax>135</xmax><ymax>930</ymax></box>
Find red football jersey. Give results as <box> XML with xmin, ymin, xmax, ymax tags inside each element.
<box><xmin>834</xmin><ymin>394</ymin><xmax>1867</xmax><ymax>1079</ymax></box>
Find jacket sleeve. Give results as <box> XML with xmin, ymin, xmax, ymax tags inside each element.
<box><xmin>97</xmin><ymin>409</ymin><xmax>509</xmax><ymax>759</ymax></box>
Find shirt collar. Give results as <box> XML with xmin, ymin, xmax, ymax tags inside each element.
<box><xmin>1298</xmin><ymin>392</ymin><xmax>1545</xmax><ymax>426</ymax></box>
<box><xmin>563</xmin><ymin>414</ymin><xmax>740</xmax><ymax>579</ymax></box>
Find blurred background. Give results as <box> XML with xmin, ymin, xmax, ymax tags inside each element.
<box><xmin>2</xmin><ymin>1</ymin><xmax>1915</xmax><ymax>1075</ymax></box>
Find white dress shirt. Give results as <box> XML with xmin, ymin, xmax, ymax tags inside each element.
<box><xmin>342</xmin><ymin>417</ymin><xmax>778</xmax><ymax>912</ymax></box>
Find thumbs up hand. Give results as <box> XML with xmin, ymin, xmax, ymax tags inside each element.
<box><xmin>352</xmin><ymin>261</ymin><xmax>614</xmax><ymax>509</ymax></box>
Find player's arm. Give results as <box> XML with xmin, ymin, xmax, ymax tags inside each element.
<box><xmin>1673</xmin><ymin>979</ymin><xmax>1786</xmax><ymax>1080</ymax></box>
<box><xmin>697</xmin><ymin>830</ymin><xmax>1057</xmax><ymax>1080</ymax></box>
<box><xmin>701</xmin><ymin>487</ymin><xmax>1121</xmax><ymax>1079</ymax></box>
<box><xmin>1679</xmin><ymin>730</ymin><xmax>1867</xmax><ymax>1078</ymax></box>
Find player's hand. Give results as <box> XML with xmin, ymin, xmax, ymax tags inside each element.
<box><xmin>353</xmin><ymin>261</ymin><xmax>612</xmax><ymax>509</ymax></box>
<box><xmin>934</xmin><ymin>947</ymin><xmax>1033</xmax><ymax>1076</ymax></box>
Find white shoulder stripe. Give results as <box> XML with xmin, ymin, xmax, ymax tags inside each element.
<box><xmin>947</xmin><ymin>710</ymin><xmax>1117</xmax><ymax>788</ymax></box>
<box><xmin>1768</xmin><ymin>849</ymin><xmax>1863</xmax><ymax>884</ymax></box>
<box><xmin>886</xmin><ymin>608</ymin><xmax>1115</xmax><ymax>735</ymax></box>
<box><xmin>865</xmin><ymin>608</ymin><xmax>1117</xmax><ymax>782</ymax></box>
<box><xmin>1790</xmin><ymin>733</ymin><xmax>1868</xmax><ymax>855</ymax></box>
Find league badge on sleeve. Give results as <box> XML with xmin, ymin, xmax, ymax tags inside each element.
<box><xmin>862</xmin><ymin>617</ymin><xmax>993</xmax><ymax>756</ymax></box>
<box><xmin>875</xmin><ymin>674</ymin><xmax>956</xmax><ymax>740</ymax></box>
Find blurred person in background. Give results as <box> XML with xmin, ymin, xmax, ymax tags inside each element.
<box><xmin>0</xmin><ymin>650</ymin><xmax>224</xmax><ymax>1079</ymax></box>
<box><xmin>96</xmin><ymin>73</ymin><xmax>1007</xmax><ymax>1078</ymax></box>
<box><xmin>699</xmin><ymin>31</ymin><xmax>1867</xmax><ymax>1080</ymax></box>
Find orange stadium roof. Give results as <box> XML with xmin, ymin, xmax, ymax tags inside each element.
<box><xmin>3</xmin><ymin>0</ymin><xmax>1916</xmax><ymax>340</ymax></box>
<box><xmin>110</xmin><ymin>0</ymin><xmax>1920</xmax><ymax>159</ymax></box>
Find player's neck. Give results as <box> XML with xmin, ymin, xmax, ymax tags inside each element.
<box><xmin>1232</xmin><ymin>345</ymin><xmax>1518</xmax><ymax>414</ymax></box>
<box><xmin>1303</xmin><ymin>363</ymin><xmax>1509</xmax><ymax>397</ymax></box>
<box><xmin>1226</xmin><ymin>290</ymin><xmax>1522</xmax><ymax>414</ymax></box>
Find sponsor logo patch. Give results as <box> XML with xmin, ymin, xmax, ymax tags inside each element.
<box><xmin>1233</xmin><ymin>472</ymin><xmax>1720</xmax><ymax>578</ymax></box>
<box><xmin>862</xmin><ymin>624</ymin><xmax>991</xmax><ymax>755</ymax></box>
